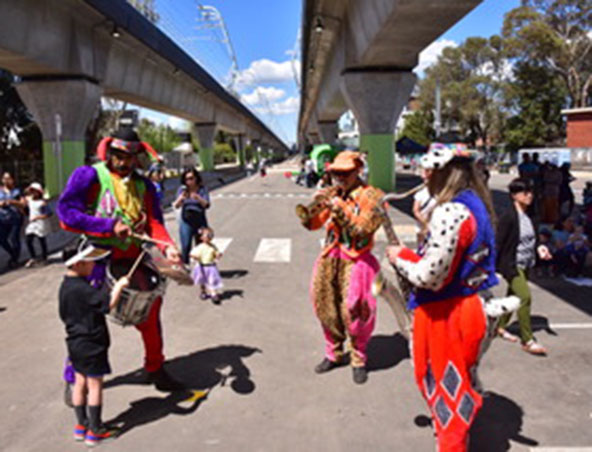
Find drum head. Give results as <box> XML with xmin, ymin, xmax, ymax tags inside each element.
<box><xmin>110</xmin><ymin>259</ymin><xmax>160</xmax><ymax>291</ymax></box>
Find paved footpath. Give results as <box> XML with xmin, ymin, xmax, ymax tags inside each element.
<box><xmin>0</xmin><ymin>169</ymin><xmax>591</xmax><ymax>451</ymax></box>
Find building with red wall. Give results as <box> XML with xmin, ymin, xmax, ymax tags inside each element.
<box><xmin>562</xmin><ymin>108</ymin><xmax>592</xmax><ymax>148</ymax></box>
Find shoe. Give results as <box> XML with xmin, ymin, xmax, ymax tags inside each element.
<box><xmin>497</xmin><ymin>328</ymin><xmax>519</xmax><ymax>343</ymax></box>
<box><xmin>73</xmin><ymin>424</ymin><xmax>86</xmax><ymax>442</ymax></box>
<box><xmin>352</xmin><ymin>367</ymin><xmax>368</xmax><ymax>385</ymax></box>
<box><xmin>63</xmin><ymin>382</ymin><xmax>73</xmax><ymax>408</ymax></box>
<box><xmin>85</xmin><ymin>426</ymin><xmax>118</xmax><ymax>447</ymax></box>
<box><xmin>314</xmin><ymin>358</ymin><xmax>343</xmax><ymax>374</ymax></box>
<box><xmin>200</xmin><ymin>292</ymin><xmax>210</xmax><ymax>300</ymax></box>
<box><xmin>24</xmin><ymin>258</ymin><xmax>36</xmax><ymax>268</ymax></box>
<box><xmin>522</xmin><ymin>339</ymin><xmax>547</xmax><ymax>356</ymax></box>
<box><xmin>211</xmin><ymin>295</ymin><xmax>221</xmax><ymax>305</ymax></box>
<box><xmin>148</xmin><ymin>368</ymin><xmax>185</xmax><ymax>391</ymax></box>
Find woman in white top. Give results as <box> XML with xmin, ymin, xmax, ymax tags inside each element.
<box><xmin>24</xmin><ymin>182</ymin><xmax>52</xmax><ymax>267</ymax></box>
<box><xmin>412</xmin><ymin>168</ymin><xmax>436</xmax><ymax>247</ymax></box>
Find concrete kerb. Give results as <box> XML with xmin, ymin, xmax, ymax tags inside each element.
<box><xmin>0</xmin><ymin>167</ymin><xmax>247</xmax><ymax>273</ymax></box>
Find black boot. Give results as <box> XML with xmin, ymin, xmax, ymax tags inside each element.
<box><xmin>352</xmin><ymin>367</ymin><xmax>368</xmax><ymax>385</ymax></box>
<box><xmin>314</xmin><ymin>358</ymin><xmax>343</xmax><ymax>374</ymax></box>
<box><xmin>148</xmin><ymin>367</ymin><xmax>185</xmax><ymax>392</ymax></box>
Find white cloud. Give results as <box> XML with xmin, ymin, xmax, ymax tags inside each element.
<box><xmin>237</xmin><ymin>58</ymin><xmax>300</xmax><ymax>86</ymax></box>
<box><xmin>241</xmin><ymin>86</ymin><xmax>287</xmax><ymax>106</ymax></box>
<box><xmin>254</xmin><ymin>96</ymin><xmax>300</xmax><ymax>116</ymax></box>
<box><xmin>415</xmin><ymin>39</ymin><xmax>458</xmax><ymax>74</ymax></box>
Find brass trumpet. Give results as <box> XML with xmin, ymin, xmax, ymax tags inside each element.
<box><xmin>372</xmin><ymin>183</ymin><xmax>425</xmax><ymax>338</ymax></box>
<box><xmin>295</xmin><ymin>186</ymin><xmax>342</xmax><ymax>224</ymax></box>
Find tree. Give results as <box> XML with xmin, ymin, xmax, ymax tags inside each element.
<box><xmin>503</xmin><ymin>0</ymin><xmax>592</xmax><ymax>107</ymax></box>
<box><xmin>127</xmin><ymin>0</ymin><xmax>160</xmax><ymax>23</ymax></box>
<box><xmin>397</xmin><ymin>110</ymin><xmax>434</xmax><ymax>146</ymax></box>
<box><xmin>418</xmin><ymin>36</ymin><xmax>509</xmax><ymax>147</ymax></box>
<box><xmin>503</xmin><ymin>61</ymin><xmax>568</xmax><ymax>150</ymax></box>
<box><xmin>136</xmin><ymin>118</ymin><xmax>181</xmax><ymax>153</ymax></box>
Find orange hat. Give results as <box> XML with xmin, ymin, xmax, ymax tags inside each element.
<box><xmin>328</xmin><ymin>151</ymin><xmax>363</xmax><ymax>172</ymax></box>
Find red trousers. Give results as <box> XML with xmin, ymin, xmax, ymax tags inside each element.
<box><xmin>412</xmin><ymin>294</ymin><xmax>486</xmax><ymax>452</ymax></box>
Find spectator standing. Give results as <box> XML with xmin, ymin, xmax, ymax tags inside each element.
<box><xmin>0</xmin><ymin>171</ymin><xmax>25</xmax><ymax>268</ymax></box>
<box><xmin>559</xmin><ymin>163</ymin><xmax>575</xmax><ymax>219</ymax></box>
<box><xmin>173</xmin><ymin>168</ymin><xmax>210</xmax><ymax>264</ymax></box>
<box><xmin>412</xmin><ymin>168</ymin><xmax>436</xmax><ymax>247</ymax></box>
<box><xmin>542</xmin><ymin>162</ymin><xmax>562</xmax><ymax>224</ymax></box>
<box><xmin>147</xmin><ymin>164</ymin><xmax>166</xmax><ymax>205</ymax></box>
<box><xmin>496</xmin><ymin>178</ymin><xmax>549</xmax><ymax>356</ymax></box>
<box><xmin>24</xmin><ymin>182</ymin><xmax>52</xmax><ymax>267</ymax></box>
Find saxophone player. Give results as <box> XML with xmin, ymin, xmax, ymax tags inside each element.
<box><xmin>297</xmin><ymin>151</ymin><xmax>384</xmax><ymax>384</ymax></box>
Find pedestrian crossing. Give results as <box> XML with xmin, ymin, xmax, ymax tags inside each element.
<box><xmin>207</xmin><ymin>234</ymin><xmax>417</xmax><ymax>263</ymax></box>
<box><xmin>211</xmin><ymin>192</ymin><xmax>310</xmax><ymax>200</ymax></box>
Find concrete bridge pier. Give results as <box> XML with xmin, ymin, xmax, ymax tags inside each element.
<box><xmin>340</xmin><ymin>70</ymin><xmax>416</xmax><ymax>193</ymax></box>
<box><xmin>317</xmin><ymin>121</ymin><xmax>339</xmax><ymax>146</ymax></box>
<box><xmin>194</xmin><ymin>122</ymin><xmax>217</xmax><ymax>171</ymax></box>
<box><xmin>234</xmin><ymin>134</ymin><xmax>246</xmax><ymax>168</ymax></box>
<box><xmin>16</xmin><ymin>78</ymin><xmax>103</xmax><ymax>197</ymax></box>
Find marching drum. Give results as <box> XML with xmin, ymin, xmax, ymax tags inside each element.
<box><xmin>106</xmin><ymin>258</ymin><xmax>167</xmax><ymax>326</ymax></box>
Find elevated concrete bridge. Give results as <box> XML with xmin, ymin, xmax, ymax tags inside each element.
<box><xmin>0</xmin><ymin>0</ymin><xmax>286</xmax><ymax>195</ymax></box>
<box><xmin>299</xmin><ymin>0</ymin><xmax>482</xmax><ymax>191</ymax></box>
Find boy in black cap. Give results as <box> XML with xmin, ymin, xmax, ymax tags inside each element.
<box><xmin>59</xmin><ymin>242</ymin><xmax>129</xmax><ymax>446</ymax></box>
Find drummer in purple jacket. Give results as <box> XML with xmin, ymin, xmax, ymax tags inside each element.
<box><xmin>58</xmin><ymin>128</ymin><xmax>183</xmax><ymax>391</ymax></box>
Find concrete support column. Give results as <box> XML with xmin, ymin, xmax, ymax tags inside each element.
<box><xmin>318</xmin><ymin>121</ymin><xmax>339</xmax><ymax>145</ymax></box>
<box><xmin>340</xmin><ymin>70</ymin><xmax>416</xmax><ymax>192</ymax></box>
<box><xmin>16</xmin><ymin>78</ymin><xmax>103</xmax><ymax>197</ymax></box>
<box><xmin>193</xmin><ymin>122</ymin><xmax>217</xmax><ymax>171</ymax></box>
<box><xmin>234</xmin><ymin>134</ymin><xmax>246</xmax><ymax>168</ymax></box>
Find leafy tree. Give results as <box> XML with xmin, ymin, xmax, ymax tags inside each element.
<box><xmin>127</xmin><ymin>0</ymin><xmax>160</xmax><ymax>23</ymax></box>
<box><xmin>503</xmin><ymin>0</ymin><xmax>592</xmax><ymax>107</ymax></box>
<box><xmin>136</xmin><ymin>118</ymin><xmax>181</xmax><ymax>153</ymax></box>
<box><xmin>418</xmin><ymin>36</ymin><xmax>508</xmax><ymax>147</ymax></box>
<box><xmin>397</xmin><ymin>110</ymin><xmax>434</xmax><ymax>146</ymax></box>
<box><xmin>503</xmin><ymin>61</ymin><xmax>568</xmax><ymax>150</ymax></box>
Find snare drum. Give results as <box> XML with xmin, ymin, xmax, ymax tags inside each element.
<box><xmin>106</xmin><ymin>258</ymin><xmax>166</xmax><ymax>326</ymax></box>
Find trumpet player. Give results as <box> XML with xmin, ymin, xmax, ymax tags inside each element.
<box><xmin>297</xmin><ymin>151</ymin><xmax>384</xmax><ymax>384</ymax></box>
<box><xmin>385</xmin><ymin>144</ymin><xmax>498</xmax><ymax>452</ymax></box>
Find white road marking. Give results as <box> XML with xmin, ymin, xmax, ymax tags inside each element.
<box><xmin>533</xmin><ymin>322</ymin><xmax>592</xmax><ymax>330</ymax></box>
<box><xmin>254</xmin><ymin>238</ymin><xmax>291</xmax><ymax>263</ymax></box>
<box><xmin>212</xmin><ymin>238</ymin><xmax>233</xmax><ymax>254</ymax></box>
<box><xmin>531</xmin><ymin>448</ymin><xmax>592</xmax><ymax>451</ymax></box>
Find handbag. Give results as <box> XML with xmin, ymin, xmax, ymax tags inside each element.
<box><xmin>182</xmin><ymin>203</ymin><xmax>207</xmax><ymax>229</ymax></box>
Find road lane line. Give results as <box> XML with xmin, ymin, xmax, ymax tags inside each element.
<box><xmin>212</xmin><ymin>238</ymin><xmax>233</xmax><ymax>254</ymax></box>
<box><xmin>533</xmin><ymin>322</ymin><xmax>592</xmax><ymax>330</ymax></box>
<box><xmin>531</xmin><ymin>448</ymin><xmax>592</xmax><ymax>451</ymax></box>
<box><xmin>254</xmin><ymin>238</ymin><xmax>291</xmax><ymax>263</ymax></box>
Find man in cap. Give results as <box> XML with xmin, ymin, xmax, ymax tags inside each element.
<box><xmin>58</xmin><ymin>128</ymin><xmax>182</xmax><ymax>391</ymax></box>
<box><xmin>298</xmin><ymin>150</ymin><xmax>384</xmax><ymax>384</ymax></box>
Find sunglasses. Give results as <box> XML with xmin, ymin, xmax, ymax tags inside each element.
<box><xmin>332</xmin><ymin>170</ymin><xmax>355</xmax><ymax>177</ymax></box>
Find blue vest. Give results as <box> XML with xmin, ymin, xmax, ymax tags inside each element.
<box><xmin>409</xmin><ymin>190</ymin><xmax>498</xmax><ymax>308</ymax></box>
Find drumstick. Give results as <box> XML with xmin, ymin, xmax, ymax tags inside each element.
<box><xmin>131</xmin><ymin>232</ymin><xmax>174</xmax><ymax>249</ymax></box>
<box><xmin>126</xmin><ymin>250</ymin><xmax>147</xmax><ymax>279</ymax></box>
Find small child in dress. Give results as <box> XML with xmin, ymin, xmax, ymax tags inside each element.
<box><xmin>58</xmin><ymin>243</ymin><xmax>128</xmax><ymax>447</ymax></box>
<box><xmin>190</xmin><ymin>227</ymin><xmax>223</xmax><ymax>304</ymax></box>
<box><xmin>564</xmin><ymin>224</ymin><xmax>589</xmax><ymax>277</ymax></box>
<box><xmin>24</xmin><ymin>182</ymin><xmax>52</xmax><ymax>267</ymax></box>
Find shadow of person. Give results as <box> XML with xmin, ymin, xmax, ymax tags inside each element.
<box><xmin>220</xmin><ymin>269</ymin><xmax>248</xmax><ymax>279</ymax></box>
<box><xmin>530</xmin><ymin>315</ymin><xmax>558</xmax><ymax>336</ymax></box>
<box><xmin>469</xmin><ymin>392</ymin><xmax>538</xmax><ymax>452</ymax></box>
<box><xmin>105</xmin><ymin>344</ymin><xmax>261</xmax><ymax>396</ymax></box>
<box><xmin>106</xmin><ymin>389</ymin><xmax>210</xmax><ymax>437</ymax></box>
<box><xmin>0</xmin><ymin>307</ymin><xmax>6</xmax><ymax>313</ymax></box>
<box><xmin>219</xmin><ymin>289</ymin><xmax>244</xmax><ymax>303</ymax></box>
<box><xmin>365</xmin><ymin>333</ymin><xmax>410</xmax><ymax>372</ymax></box>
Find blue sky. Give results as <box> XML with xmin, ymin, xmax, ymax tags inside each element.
<box><xmin>135</xmin><ymin>0</ymin><xmax>521</xmax><ymax>146</ymax></box>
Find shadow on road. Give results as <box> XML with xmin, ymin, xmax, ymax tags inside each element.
<box><xmin>104</xmin><ymin>345</ymin><xmax>261</xmax><ymax>436</ymax></box>
<box><xmin>220</xmin><ymin>269</ymin><xmax>249</xmax><ymax>279</ymax></box>
<box><xmin>219</xmin><ymin>289</ymin><xmax>244</xmax><ymax>303</ymax></box>
<box><xmin>0</xmin><ymin>306</ymin><xmax>6</xmax><ymax>313</ymax></box>
<box><xmin>366</xmin><ymin>333</ymin><xmax>409</xmax><ymax>372</ymax></box>
<box><xmin>469</xmin><ymin>392</ymin><xmax>538</xmax><ymax>451</ymax></box>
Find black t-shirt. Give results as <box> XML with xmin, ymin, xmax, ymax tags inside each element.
<box><xmin>58</xmin><ymin>276</ymin><xmax>111</xmax><ymax>358</ymax></box>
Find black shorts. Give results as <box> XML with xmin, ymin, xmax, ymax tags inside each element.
<box><xmin>70</xmin><ymin>351</ymin><xmax>111</xmax><ymax>377</ymax></box>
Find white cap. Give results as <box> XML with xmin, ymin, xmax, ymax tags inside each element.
<box><xmin>65</xmin><ymin>243</ymin><xmax>111</xmax><ymax>267</ymax></box>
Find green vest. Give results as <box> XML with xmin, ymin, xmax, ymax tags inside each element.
<box><xmin>89</xmin><ymin>162</ymin><xmax>146</xmax><ymax>250</ymax></box>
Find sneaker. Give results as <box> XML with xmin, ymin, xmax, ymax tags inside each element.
<box><xmin>314</xmin><ymin>358</ymin><xmax>344</xmax><ymax>374</ymax></box>
<box><xmin>148</xmin><ymin>368</ymin><xmax>185</xmax><ymax>392</ymax></box>
<box><xmin>24</xmin><ymin>258</ymin><xmax>37</xmax><ymax>268</ymax></box>
<box><xmin>200</xmin><ymin>292</ymin><xmax>210</xmax><ymax>300</ymax></box>
<box><xmin>85</xmin><ymin>426</ymin><xmax>118</xmax><ymax>447</ymax></box>
<box><xmin>211</xmin><ymin>295</ymin><xmax>221</xmax><ymax>305</ymax></box>
<box><xmin>522</xmin><ymin>339</ymin><xmax>547</xmax><ymax>356</ymax></box>
<box><xmin>352</xmin><ymin>367</ymin><xmax>368</xmax><ymax>385</ymax></box>
<box><xmin>73</xmin><ymin>424</ymin><xmax>86</xmax><ymax>442</ymax></box>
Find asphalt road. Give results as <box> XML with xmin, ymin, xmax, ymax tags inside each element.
<box><xmin>0</xmin><ymin>167</ymin><xmax>590</xmax><ymax>452</ymax></box>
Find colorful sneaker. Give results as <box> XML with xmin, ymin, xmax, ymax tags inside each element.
<box><xmin>73</xmin><ymin>424</ymin><xmax>86</xmax><ymax>442</ymax></box>
<box><xmin>200</xmin><ymin>292</ymin><xmax>210</xmax><ymax>300</ymax></box>
<box><xmin>85</xmin><ymin>426</ymin><xmax>118</xmax><ymax>447</ymax></box>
